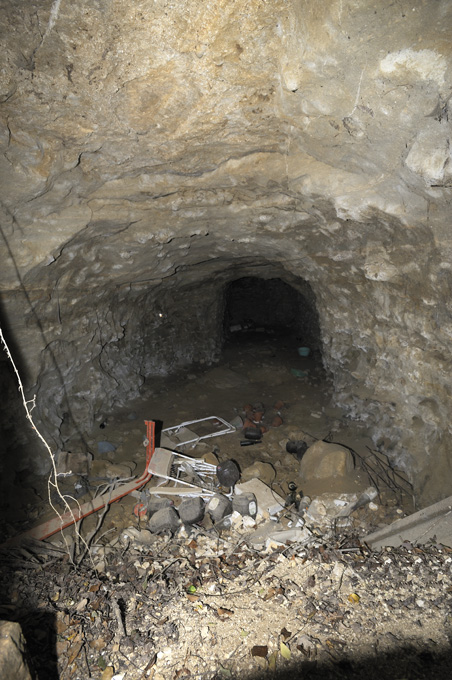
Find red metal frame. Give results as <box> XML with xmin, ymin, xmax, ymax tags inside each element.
<box><xmin>4</xmin><ymin>421</ymin><xmax>156</xmax><ymax>544</ymax></box>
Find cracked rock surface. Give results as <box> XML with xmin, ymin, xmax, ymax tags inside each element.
<box><xmin>1</xmin><ymin>0</ymin><xmax>452</xmax><ymax>507</ymax></box>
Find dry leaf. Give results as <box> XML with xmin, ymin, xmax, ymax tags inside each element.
<box><xmin>217</xmin><ymin>607</ymin><xmax>233</xmax><ymax>617</ymax></box>
<box><xmin>280</xmin><ymin>641</ymin><xmax>291</xmax><ymax>660</ymax></box>
<box><xmin>263</xmin><ymin>587</ymin><xmax>276</xmax><ymax>601</ymax></box>
<box><xmin>348</xmin><ymin>593</ymin><xmax>360</xmax><ymax>604</ymax></box>
<box><xmin>90</xmin><ymin>584</ymin><xmax>101</xmax><ymax>592</ymax></box>
<box><xmin>68</xmin><ymin>641</ymin><xmax>83</xmax><ymax>666</ymax></box>
<box><xmin>268</xmin><ymin>651</ymin><xmax>278</xmax><ymax>671</ymax></box>
<box><xmin>101</xmin><ymin>667</ymin><xmax>114</xmax><ymax>680</ymax></box>
<box><xmin>186</xmin><ymin>594</ymin><xmax>199</xmax><ymax>602</ymax></box>
<box><xmin>55</xmin><ymin>616</ymin><xmax>69</xmax><ymax>635</ymax></box>
<box><xmin>251</xmin><ymin>645</ymin><xmax>268</xmax><ymax>658</ymax></box>
<box><xmin>280</xmin><ymin>627</ymin><xmax>291</xmax><ymax>640</ymax></box>
<box><xmin>89</xmin><ymin>638</ymin><xmax>106</xmax><ymax>651</ymax></box>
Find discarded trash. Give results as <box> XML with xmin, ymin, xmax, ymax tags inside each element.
<box><xmin>297</xmin><ymin>346</ymin><xmax>311</xmax><ymax>357</ymax></box>
<box><xmin>243</xmin><ymin>427</ymin><xmax>262</xmax><ymax>441</ymax></box>
<box><xmin>148</xmin><ymin>497</ymin><xmax>174</xmax><ymax>516</ymax></box>
<box><xmin>246</xmin><ymin>522</ymin><xmax>313</xmax><ymax>549</ymax></box>
<box><xmin>160</xmin><ymin>416</ymin><xmax>236</xmax><ymax>449</ymax></box>
<box><xmin>148</xmin><ymin>506</ymin><xmax>180</xmax><ymax>534</ymax></box>
<box><xmin>235</xmin><ymin>478</ymin><xmax>285</xmax><ymax>517</ymax></box>
<box><xmin>216</xmin><ymin>460</ymin><xmax>241</xmax><ymax>490</ymax></box>
<box><xmin>207</xmin><ymin>494</ymin><xmax>233</xmax><ymax>523</ymax></box>
<box><xmin>265</xmin><ymin>527</ymin><xmax>313</xmax><ymax>548</ymax></box>
<box><xmin>286</xmin><ymin>439</ymin><xmax>308</xmax><ymax>460</ymax></box>
<box><xmin>305</xmin><ymin>493</ymin><xmax>360</xmax><ymax>527</ymax></box>
<box><xmin>229</xmin><ymin>415</ymin><xmax>244</xmax><ymax>429</ymax></box>
<box><xmin>7</xmin><ymin>421</ymin><xmax>156</xmax><ymax>544</ymax></box>
<box><xmin>240</xmin><ymin>440</ymin><xmax>261</xmax><ymax>447</ymax></box>
<box><xmin>285</xmin><ymin>482</ymin><xmax>298</xmax><ymax>508</ymax></box>
<box><xmin>334</xmin><ymin>487</ymin><xmax>378</xmax><ymax>518</ymax></box>
<box><xmin>348</xmin><ymin>593</ymin><xmax>360</xmax><ymax>604</ymax></box>
<box><xmin>232</xmin><ymin>493</ymin><xmax>257</xmax><ymax>518</ymax></box>
<box><xmin>147</xmin><ymin>447</ymin><xmax>217</xmax><ymax>496</ymax></box>
<box><xmin>178</xmin><ymin>497</ymin><xmax>205</xmax><ymax>525</ymax></box>
<box><xmin>133</xmin><ymin>503</ymin><xmax>148</xmax><ymax>518</ymax></box>
<box><xmin>290</xmin><ymin>368</ymin><xmax>309</xmax><ymax>378</ymax></box>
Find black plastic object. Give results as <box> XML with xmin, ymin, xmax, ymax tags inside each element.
<box><xmin>216</xmin><ymin>460</ymin><xmax>241</xmax><ymax>488</ymax></box>
<box><xmin>243</xmin><ymin>427</ymin><xmax>262</xmax><ymax>441</ymax></box>
<box><xmin>148</xmin><ymin>497</ymin><xmax>173</xmax><ymax>516</ymax></box>
<box><xmin>232</xmin><ymin>493</ymin><xmax>257</xmax><ymax>518</ymax></box>
<box><xmin>240</xmin><ymin>440</ymin><xmax>261</xmax><ymax>447</ymax></box>
<box><xmin>207</xmin><ymin>494</ymin><xmax>233</xmax><ymax>523</ymax></box>
<box><xmin>148</xmin><ymin>506</ymin><xmax>180</xmax><ymax>534</ymax></box>
<box><xmin>286</xmin><ymin>440</ymin><xmax>308</xmax><ymax>460</ymax></box>
<box><xmin>178</xmin><ymin>497</ymin><xmax>205</xmax><ymax>525</ymax></box>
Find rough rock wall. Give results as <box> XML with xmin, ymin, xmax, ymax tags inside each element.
<box><xmin>1</xmin><ymin>0</ymin><xmax>452</xmax><ymax>504</ymax></box>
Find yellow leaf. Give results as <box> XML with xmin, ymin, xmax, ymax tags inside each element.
<box><xmin>348</xmin><ymin>593</ymin><xmax>360</xmax><ymax>604</ymax></box>
<box><xmin>268</xmin><ymin>651</ymin><xmax>278</xmax><ymax>671</ymax></box>
<box><xmin>101</xmin><ymin>667</ymin><xmax>114</xmax><ymax>680</ymax></box>
<box><xmin>280</xmin><ymin>642</ymin><xmax>291</xmax><ymax>660</ymax></box>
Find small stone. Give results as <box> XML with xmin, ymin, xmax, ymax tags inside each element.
<box><xmin>97</xmin><ymin>440</ymin><xmax>116</xmax><ymax>454</ymax></box>
<box><xmin>0</xmin><ymin>621</ymin><xmax>33</xmax><ymax>680</ymax></box>
<box><xmin>242</xmin><ymin>515</ymin><xmax>257</xmax><ymax>529</ymax></box>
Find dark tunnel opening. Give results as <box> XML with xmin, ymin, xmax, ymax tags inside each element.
<box><xmin>222</xmin><ymin>276</ymin><xmax>322</xmax><ymax>353</ymax></box>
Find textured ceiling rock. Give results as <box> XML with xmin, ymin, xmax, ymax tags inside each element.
<box><xmin>1</xmin><ymin>0</ymin><xmax>452</xmax><ymax>505</ymax></box>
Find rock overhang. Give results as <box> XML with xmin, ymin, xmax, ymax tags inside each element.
<box><xmin>1</xmin><ymin>0</ymin><xmax>452</xmax><ymax>506</ymax></box>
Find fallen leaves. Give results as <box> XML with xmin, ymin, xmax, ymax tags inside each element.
<box><xmin>216</xmin><ymin>607</ymin><xmax>233</xmax><ymax>618</ymax></box>
<box><xmin>251</xmin><ymin>645</ymin><xmax>268</xmax><ymax>658</ymax></box>
<box><xmin>280</xmin><ymin>641</ymin><xmax>291</xmax><ymax>660</ymax></box>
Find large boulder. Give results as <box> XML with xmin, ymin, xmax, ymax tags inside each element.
<box><xmin>299</xmin><ymin>441</ymin><xmax>354</xmax><ymax>480</ymax></box>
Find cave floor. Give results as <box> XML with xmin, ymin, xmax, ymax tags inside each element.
<box><xmin>9</xmin><ymin>330</ymin><xmax>414</xmax><ymax>541</ymax></box>
<box><xmin>2</xmin><ymin>333</ymin><xmax>452</xmax><ymax>679</ymax></box>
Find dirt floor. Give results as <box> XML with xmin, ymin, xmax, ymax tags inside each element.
<box><xmin>1</xmin><ymin>331</ymin><xmax>451</xmax><ymax>679</ymax></box>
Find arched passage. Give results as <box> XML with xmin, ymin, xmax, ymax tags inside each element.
<box><xmin>222</xmin><ymin>276</ymin><xmax>322</xmax><ymax>351</ymax></box>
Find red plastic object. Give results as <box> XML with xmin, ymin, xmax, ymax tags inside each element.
<box><xmin>5</xmin><ymin>420</ymin><xmax>156</xmax><ymax>544</ymax></box>
<box><xmin>133</xmin><ymin>503</ymin><xmax>148</xmax><ymax>518</ymax></box>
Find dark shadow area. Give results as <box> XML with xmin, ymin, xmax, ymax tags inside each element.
<box><xmin>19</xmin><ymin>610</ymin><xmax>58</xmax><ymax>680</ymax></box>
<box><xmin>0</xmin><ymin>295</ymin><xmax>40</xmax><ymax>542</ymax></box>
<box><xmin>222</xmin><ymin>276</ymin><xmax>321</xmax><ymax>350</ymax></box>
<box><xmin>0</xmin><ymin>607</ymin><xmax>58</xmax><ymax>680</ymax></box>
<box><xmin>220</xmin><ymin>644</ymin><xmax>452</xmax><ymax>679</ymax></box>
<box><xmin>0</xmin><ymin>224</ymin><xmax>91</xmax><ymax>542</ymax></box>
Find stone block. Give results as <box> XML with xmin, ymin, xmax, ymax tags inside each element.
<box><xmin>178</xmin><ymin>497</ymin><xmax>205</xmax><ymax>525</ymax></box>
<box><xmin>0</xmin><ymin>620</ymin><xmax>33</xmax><ymax>680</ymax></box>
<box><xmin>206</xmin><ymin>494</ymin><xmax>232</xmax><ymax>523</ymax></box>
<box><xmin>299</xmin><ymin>441</ymin><xmax>354</xmax><ymax>480</ymax></box>
<box><xmin>148</xmin><ymin>507</ymin><xmax>180</xmax><ymax>534</ymax></box>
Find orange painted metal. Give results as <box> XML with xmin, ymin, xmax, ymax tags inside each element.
<box><xmin>4</xmin><ymin>421</ymin><xmax>156</xmax><ymax>544</ymax></box>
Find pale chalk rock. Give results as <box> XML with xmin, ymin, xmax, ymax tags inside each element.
<box><xmin>299</xmin><ymin>441</ymin><xmax>354</xmax><ymax>480</ymax></box>
<box><xmin>0</xmin><ymin>621</ymin><xmax>33</xmax><ymax>680</ymax></box>
<box><xmin>240</xmin><ymin>461</ymin><xmax>276</xmax><ymax>485</ymax></box>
